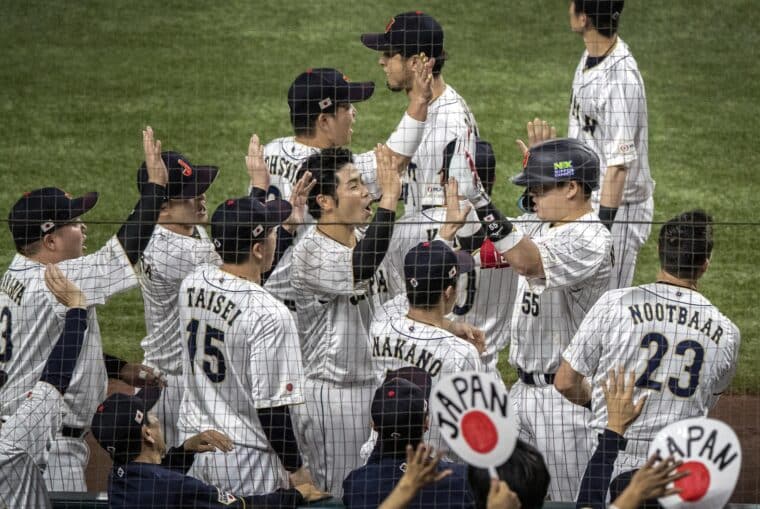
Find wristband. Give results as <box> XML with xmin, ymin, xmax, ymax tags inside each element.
<box><xmin>386</xmin><ymin>113</ymin><xmax>425</xmax><ymax>157</ymax></box>
<box><xmin>598</xmin><ymin>206</ymin><xmax>618</xmax><ymax>231</ymax></box>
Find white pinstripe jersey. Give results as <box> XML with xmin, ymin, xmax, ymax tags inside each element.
<box><xmin>0</xmin><ymin>237</ymin><xmax>136</xmax><ymax>427</ymax></box>
<box><xmin>568</xmin><ymin>37</ymin><xmax>653</xmax><ymax>204</ymax></box>
<box><xmin>138</xmin><ymin>225</ymin><xmax>221</xmax><ymax>375</ymax></box>
<box><xmin>291</xmin><ymin>227</ymin><xmax>389</xmax><ymax>384</ymax></box>
<box><xmin>177</xmin><ymin>265</ymin><xmax>304</xmax><ymax>447</ymax></box>
<box><xmin>509</xmin><ymin>213</ymin><xmax>612</xmax><ymax>374</ymax></box>
<box><xmin>563</xmin><ymin>283</ymin><xmax>740</xmax><ymax>458</ymax></box>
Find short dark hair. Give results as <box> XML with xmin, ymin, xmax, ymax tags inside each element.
<box><xmin>467</xmin><ymin>439</ymin><xmax>550</xmax><ymax>509</ymax></box>
<box><xmin>406</xmin><ymin>278</ymin><xmax>457</xmax><ymax>310</ymax></box>
<box><xmin>300</xmin><ymin>147</ymin><xmax>354</xmax><ymax>220</ymax></box>
<box><xmin>573</xmin><ymin>0</ymin><xmax>625</xmax><ymax>38</ymax></box>
<box><xmin>658</xmin><ymin>209</ymin><xmax>714</xmax><ymax>281</ymax></box>
<box><xmin>291</xmin><ymin>103</ymin><xmax>351</xmax><ymax>137</ymax></box>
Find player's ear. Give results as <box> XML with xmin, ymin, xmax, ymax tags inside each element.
<box><xmin>566</xmin><ymin>181</ymin><xmax>580</xmax><ymax>200</ymax></box>
<box><xmin>316</xmin><ymin>193</ymin><xmax>334</xmax><ymax>214</ymax></box>
<box><xmin>250</xmin><ymin>241</ymin><xmax>264</xmax><ymax>262</ymax></box>
<box><xmin>142</xmin><ymin>425</ymin><xmax>156</xmax><ymax>446</ymax></box>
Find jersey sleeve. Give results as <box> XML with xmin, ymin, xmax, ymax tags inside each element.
<box><xmin>454</xmin><ymin>338</ymin><xmax>484</xmax><ymax>372</ymax></box>
<box><xmin>599</xmin><ymin>72</ymin><xmax>644</xmax><ymax>168</ymax></box>
<box><xmin>562</xmin><ymin>295</ymin><xmax>616</xmax><ymax>377</ymax></box>
<box><xmin>53</xmin><ymin>236</ymin><xmax>137</xmax><ymax>314</ymax></box>
<box><xmin>291</xmin><ymin>234</ymin><xmax>356</xmax><ymax>296</ymax></box>
<box><xmin>353</xmin><ymin>150</ymin><xmax>380</xmax><ymax>200</ymax></box>
<box><xmin>530</xmin><ymin>223</ymin><xmax>611</xmax><ymax>293</ymax></box>
<box><xmin>247</xmin><ymin>306</ymin><xmax>304</xmax><ymax>409</ymax></box>
<box><xmin>155</xmin><ymin>234</ymin><xmax>220</xmax><ymax>284</ymax></box>
<box><xmin>446</xmin><ymin>133</ymin><xmax>488</xmax><ymax>205</ymax></box>
<box><xmin>711</xmin><ymin>323</ymin><xmax>741</xmax><ymax>397</ymax></box>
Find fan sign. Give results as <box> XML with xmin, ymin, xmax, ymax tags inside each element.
<box><xmin>430</xmin><ymin>371</ymin><xmax>518</xmax><ymax>468</ymax></box>
<box><xmin>649</xmin><ymin>417</ymin><xmax>741</xmax><ymax>509</ymax></box>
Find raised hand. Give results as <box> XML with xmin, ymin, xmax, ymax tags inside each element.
<box><xmin>603</xmin><ymin>366</ymin><xmax>647</xmax><ymax>436</ymax></box>
<box><xmin>516</xmin><ymin>117</ymin><xmax>557</xmax><ymax>156</ymax></box>
<box><xmin>44</xmin><ymin>264</ymin><xmax>87</xmax><ymax>309</ymax></box>
<box><xmin>118</xmin><ymin>363</ymin><xmax>167</xmax><ymax>388</ymax></box>
<box><xmin>375</xmin><ymin>143</ymin><xmax>403</xmax><ymax>210</ymax></box>
<box><xmin>612</xmin><ymin>454</ymin><xmax>688</xmax><ymax>509</ymax></box>
<box><xmin>246</xmin><ymin>133</ymin><xmax>270</xmax><ymax>191</ymax></box>
<box><xmin>183</xmin><ymin>429</ymin><xmax>234</xmax><ymax>453</ymax></box>
<box><xmin>283</xmin><ymin>170</ymin><xmax>316</xmax><ymax>233</ymax></box>
<box><xmin>438</xmin><ymin>177</ymin><xmax>473</xmax><ymax>241</ymax></box>
<box><xmin>142</xmin><ymin>126</ymin><xmax>168</xmax><ymax>187</ymax></box>
<box><xmin>408</xmin><ymin>53</ymin><xmax>435</xmax><ymax>105</ymax></box>
<box><xmin>487</xmin><ymin>479</ymin><xmax>522</xmax><ymax>509</ymax></box>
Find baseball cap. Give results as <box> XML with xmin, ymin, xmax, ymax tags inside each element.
<box><xmin>8</xmin><ymin>187</ymin><xmax>99</xmax><ymax>249</ymax></box>
<box><xmin>288</xmin><ymin>68</ymin><xmax>374</xmax><ymax>128</ymax></box>
<box><xmin>404</xmin><ymin>240</ymin><xmax>474</xmax><ymax>306</ymax></box>
<box><xmin>371</xmin><ymin>377</ymin><xmax>428</xmax><ymax>441</ymax></box>
<box><xmin>361</xmin><ymin>11</ymin><xmax>444</xmax><ymax>60</ymax></box>
<box><xmin>382</xmin><ymin>366</ymin><xmax>433</xmax><ymax>400</ymax></box>
<box><xmin>210</xmin><ymin>196</ymin><xmax>292</xmax><ymax>256</ymax></box>
<box><xmin>90</xmin><ymin>387</ymin><xmax>162</xmax><ymax>464</ymax></box>
<box><xmin>137</xmin><ymin>151</ymin><xmax>218</xmax><ymax>199</ymax></box>
<box><xmin>511</xmin><ymin>138</ymin><xmax>600</xmax><ymax>190</ymax></box>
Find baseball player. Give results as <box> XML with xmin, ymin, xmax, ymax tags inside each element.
<box><xmin>361</xmin><ymin>11</ymin><xmax>487</xmax><ymax>217</ymax></box>
<box><xmin>0</xmin><ymin>265</ymin><xmax>88</xmax><ymax>509</ymax></box>
<box><xmin>0</xmin><ymin>127</ymin><xmax>168</xmax><ymax>491</ymax></box>
<box><xmin>556</xmin><ymin>210</ymin><xmax>740</xmax><ymax>482</ymax></box>
<box><xmin>567</xmin><ymin>0</ymin><xmax>654</xmax><ymax>289</ymax></box>
<box><xmin>136</xmin><ymin>150</ymin><xmax>221</xmax><ymax>449</ymax></box>
<box><xmin>289</xmin><ymin>145</ymin><xmax>402</xmax><ymax>497</ymax></box>
<box><xmin>177</xmin><ymin>195</ymin><xmax>306</xmax><ymax>496</ymax></box>
<box><xmin>371</xmin><ymin>240</ymin><xmax>484</xmax><ymax>457</ymax></box>
<box><xmin>461</xmin><ymin>136</ymin><xmax>613</xmax><ymax>501</ymax></box>
<box><xmin>262</xmin><ymin>63</ymin><xmax>433</xmax><ymax>313</ymax></box>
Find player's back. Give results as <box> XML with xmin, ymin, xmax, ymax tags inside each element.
<box><xmin>177</xmin><ymin>264</ymin><xmax>302</xmax><ymax>447</ymax></box>
<box><xmin>138</xmin><ymin>225</ymin><xmax>220</xmax><ymax>375</ymax></box>
<box><xmin>584</xmin><ymin>284</ymin><xmax>740</xmax><ymax>456</ymax></box>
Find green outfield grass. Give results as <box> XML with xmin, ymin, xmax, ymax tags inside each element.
<box><xmin>1</xmin><ymin>1</ymin><xmax>758</xmax><ymax>390</ymax></box>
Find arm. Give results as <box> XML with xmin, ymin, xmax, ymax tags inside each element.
<box><xmin>610</xmin><ymin>456</ymin><xmax>685</xmax><ymax>509</ymax></box>
<box><xmin>385</xmin><ymin>55</ymin><xmax>434</xmax><ymax>163</ymax></box>
<box><xmin>256</xmin><ymin>405</ymin><xmax>303</xmax><ymax>472</ymax></box>
<box><xmin>162</xmin><ymin>430</ymin><xmax>234</xmax><ymax>474</ymax></box>
<box><xmin>116</xmin><ymin>127</ymin><xmax>169</xmax><ymax>265</ymax></box>
<box><xmin>598</xmin><ymin>165</ymin><xmax>626</xmax><ymax>229</ymax></box>
<box><xmin>555</xmin><ymin>360</ymin><xmax>592</xmax><ymax>407</ymax></box>
<box><xmin>378</xmin><ymin>443</ymin><xmax>452</xmax><ymax>509</ymax></box>
<box><xmin>352</xmin><ymin>144</ymin><xmax>402</xmax><ymax>282</ymax></box>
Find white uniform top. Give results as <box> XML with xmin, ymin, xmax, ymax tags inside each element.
<box><xmin>509</xmin><ymin>213</ymin><xmax>612</xmax><ymax>374</ymax></box>
<box><xmin>291</xmin><ymin>227</ymin><xmax>388</xmax><ymax>384</ymax></box>
<box><xmin>0</xmin><ymin>382</ymin><xmax>63</xmax><ymax>509</ymax></box>
<box><xmin>177</xmin><ymin>265</ymin><xmax>304</xmax><ymax>447</ymax></box>
<box><xmin>568</xmin><ymin>37</ymin><xmax>653</xmax><ymax>204</ymax></box>
<box><xmin>563</xmin><ymin>283</ymin><xmax>740</xmax><ymax>457</ymax></box>
<box><xmin>405</xmin><ymin>85</ymin><xmax>481</xmax><ymax>214</ymax></box>
<box><xmin>379</xmin><ymin>206</ymin><xmax>516</xmax><ymax>371</ymax></box>
<box><xmin>138</xmin><ymin>225</ymin><xmax>221</xmax><ymax>375</ymax></box>
<box><xmin>370</xmin><ymin>311</ymin><xmax>483</xmax><ymax>459</ymax></box>
<box><xmin>0</xmin><ymin>237</ymin><xmax>136</xmax><ymax>427</ymax></box>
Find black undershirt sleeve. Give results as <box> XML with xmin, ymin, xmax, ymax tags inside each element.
<box><xmin>256</xmin><ymin>405</ymin><xmax>303</xmax><ymax>472</ymax></box>
<box><xmin>352</xmin><ymin>208</ymin><xmax>395</xmax><ymax>282</ymax></box>
<box><xmin>116</xmin><ymin>182</ymin><xmax>167</xmax><ymax>265</ymax></box>
<box><xmin>576</xmin><ymin>429</ymin><xmax>627</xmax><ymax>509</ymax></box>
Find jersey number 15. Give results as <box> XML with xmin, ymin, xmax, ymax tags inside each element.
<box><xmin>186</xmin><ymin>319</ymin><xmax>226</xmax><ymax>383</ymax></box>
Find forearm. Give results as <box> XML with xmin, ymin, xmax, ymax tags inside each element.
<box><xmin>474</xmin><ymin>202</ymin><xmax>542</xmax><ymax>277</ymax></box>
<box><xmin>599</xmin><ymin>165</ymin><xmax>626</xmax><ymax>209</ymax></box>
<box><xmin>39</xmin><ymin>308</ymin><xmax>88</xmax><ymax>394</ymax></box>
<box><xmin>379</xmin><ymin>479</ymin><xmax>418</xmax><ymax>509</ymax></box>
<box><xmin>386</xmin><ymin>109</ymin><xmax>426</xmax><ymax>161</ymax></box>
<box><xmin>353</xmin><ymin>208</ymin><xmax>396</xmax><ymax>281</ymax></box>
<box><xmin>242</xmin><ymin>489</ymin><xmax>305</xmax><ymax>508</ymax></box>
<box><xmin>562</xmin><ymin>380</ymin><xmax>592</xmax><ymax>407</ymax></box>
<box><xmin>256</xmin><ymin>405</ymin><xmax>303</xmax><ymax>472</ymax></box>
<box><xmin>576</xmin><ymin>429</ymin><xmax>627</xmax><ymax>509</ymax></box>
<box><xmin>161</xmin><ymin>446</ymin><xmax>196</xmax><ymax>473</ymax></box>
<box><xmin>116</xmin><ymin>183</ymin><xmax>167</xmax><ymax>265</ymax></box>
<box><xmin>103</xmin><ymin>353</ymin><xmax>128</xmax><ymax>380</ymax></box>
<box><xmin>262</xmin><ymin>227</ymin><xmax>294</xmax><ymax>284</ymax></box>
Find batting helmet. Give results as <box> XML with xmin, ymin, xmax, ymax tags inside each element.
<box><xmin>512</xmin><ymin>138</ymin><xmax>600</xmax><ymax>191</ymax></box>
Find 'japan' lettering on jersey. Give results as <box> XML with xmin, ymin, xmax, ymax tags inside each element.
<box><xmin>0</xmin><ymin>237</ymin><xmax>136</xmax><ymax>427</ymax></box>
<box><xmin>291</xmin><ymin>227</ymin><xmax>388</xmax><ymax>384</ymax></box>
<box><xmin>138</xmin><ymin>225</ymin><xmax>221</xmax><ymax>375</ymax></box>
<box><xmin>509</xmin><ymin>213</ymin><xmax>612</xmax><ymax>374</ymax></box>
<box><xmin>563</xmin><ymin>283</ymin><xmax>740</xmax><ymax>459</ymax></box>
<box><xmin>370</xmin><ymin>312</ymin><xmax>483</xmax><ymax>458</ymax></box>
<box><xmin>568</xmin><ymin>37</ymin><xmax>653</xmax><ymax>203</ymax></box>
<box><xmin>177</xmin><ymin>265</ymin><xmax>304</xmax><ymax>447</ymax></box>
<box><xmin>405</xmin><ymin>85</ymin><xmax>481</xmax><ymax>215</ymax></box>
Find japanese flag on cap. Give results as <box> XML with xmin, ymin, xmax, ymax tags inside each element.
<box><xmin>430</xmin><ymin>371</ymin><xmax>517</xmax><ymax>475</ymax></box>
<box><xmin>648</xmin><ymin>417</ymin><xmax>741</xmax><ymax>509</ymax></box>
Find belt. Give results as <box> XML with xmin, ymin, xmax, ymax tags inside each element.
<box><xmin>61</xmin><ymin>425</ymin><xmax>88</xmax><ymax>439</ymax></box>
<box><xmin>517</xmin><ymin>367</ymin><xmax>555</xmax><ymax>386</ymax></box>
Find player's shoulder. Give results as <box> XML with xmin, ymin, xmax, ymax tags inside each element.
<box><xmin>429</xmin><ymin>86</ymin><xmax>475</xmax><ymax>126</ymax></box>
<box><xmin>263</xmin><ymin>136</ymin><xmax>316</xmax><ymax>160</ymax></box>
<box><xmin>293</xmin><ymin>227</ymin><xmax>349</xmax><ymax>259</ymax></box>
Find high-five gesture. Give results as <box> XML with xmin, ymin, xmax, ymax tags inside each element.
<box><xmin>142</xmin><ymin>126</ymin><xmax>168</xmax><ymax>187</ymax></box>
<box><xmin>516</xmin><ymin>117</ymin><xmax>557</xmax><ymax>156</ymax></box>
<box><xmin>283</xmin><ymin>170</ymin><xmax>316</xmax><ymax>233</ymax></box>
<box><xmin>438</xmin><ymin>177</ymin><xmax>472</xmax><ymax>241</ymax></box>
<box><xmin>375</xmin><ymin>143</ymin><xmax>403</xmax><ymax>211</ymax></box>
<box><xmin>602</xmin><ymin>366</ymin><xmax>648</xmax><ymax>436</ymax></box>
<box><xmin>408</xmin><ymin>53</ymin><xmax>435</xmax><ymax>107</ymax></box>
<box><xmin>246</xmin><ymin>133</ymin><xmax>270</xmax><ymax>191</ymax></box>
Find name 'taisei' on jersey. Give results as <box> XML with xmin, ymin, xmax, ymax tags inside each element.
<box><xmin>184</xmin><ymin>286</ymin><xmax>243</xmax><ymax>326</ymax></box>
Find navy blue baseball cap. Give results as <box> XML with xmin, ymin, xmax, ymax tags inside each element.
<box><xmin>210</xmin><ymin>196</ymin><xmax>292</xmax><ymax>257</ymax></box>
<box><xmin>8</xmin><ymin>187</ymin><xmax>99</xmax><ymax>249</ymax></box>
<box><xmin>288</xmin><ymin>68</ymin><xmax>374</xmax><ymax>129</ymax></box>
<box><xmin>90</xmin><ymin>387</ymin><xmax>161</xmax><ymax>464</ymax></box>
<box><xmin>361</xmin><ymin>11</ymin><xmax>444</xmax><ymax>59</ymax></box>
<box><xmin>404</xmin><ymin>240</ymin><xmax>473</xmax><ymax>306</ymax></box>
<box><xmin>371</xmin><ymin>377</ymin><xmax>428</xmax><ymax>441</ymax></box>
<box><xmin>137</xmin><ymin>151</ymin><xmax>218</xmax><ymax>199</ymax></box>
<box><xmin>512</xmin><ymin>138</ymin><xmax>600</xmax><ymax>190</ymax></box>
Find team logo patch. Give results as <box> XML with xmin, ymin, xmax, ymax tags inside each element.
<box><xmin>553</xmin><ymin>160</ymin><xmax>575</xmax><ymax>178</ymax></box>
<box><xmin>40</xmin><ymin>221</ymin><xmax>56</xmax><ymax>233</ymax></box>
<box><xmin>178</xmin><ymin>159</ymin><xmax>193</xmax><ymax>177</ymax></box>
<box><xmin>448</xmin><ymin>266</ymin><xmax>457</xmax><ymax>278</ymax></box>
<box><xmin>319</xmin><ymin>97</ymin><xmax>333</xmax><ymax>110</ymax></box>
<box><xmin>618</xmin><ymin>142</ymin><xmax>633</xmax><ymax>154</ymax></box>
<box><xmin>134</xmin><ymin>409</ymin><xmax>143</xmax><ymax>424</ymax></box>
<box><xmin>409</xmin><ymin>277</ymin><xmax>418</xmax><ymax>288</ymax></box>
<box><xmin>252</xmin><ymin>224</ymin><xmax>264</xmax><ymax>238</ymax></box>
<box><xmin>216</xmin><ymin>488</ymin><xmax>237</xmax><ymax>505</ymax></box>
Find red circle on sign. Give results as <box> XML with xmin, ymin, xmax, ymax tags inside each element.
<box><xmin>675</xmin><ymin>461</ymin><xmax>710</xmax><ymax>502</ymax></box>
<box><xmin>461</xmin><ymin>410</ymin><xmax>498</xmax><ymax>453</ymax></box>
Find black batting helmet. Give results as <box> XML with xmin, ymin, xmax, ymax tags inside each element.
<box><xmin>512</xmin><ymin>138</ymin><xmax>600</xmax><ymax>191</ymax></box>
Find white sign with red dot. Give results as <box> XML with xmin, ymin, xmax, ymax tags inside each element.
<box><xmin>648</xmin><ymin>417</ymin><xmax>741</xmax><ymax>509</ymax></box>
<box><xmin>430</xmin><ymin>371</ymin><xmax>518</xmax><ymax>474</ymax></box>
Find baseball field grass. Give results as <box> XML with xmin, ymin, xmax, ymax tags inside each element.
<box><xmin>1</xmin><ymin>0</ymin><xmax>758</xmax><ymax>391</ymax></box>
